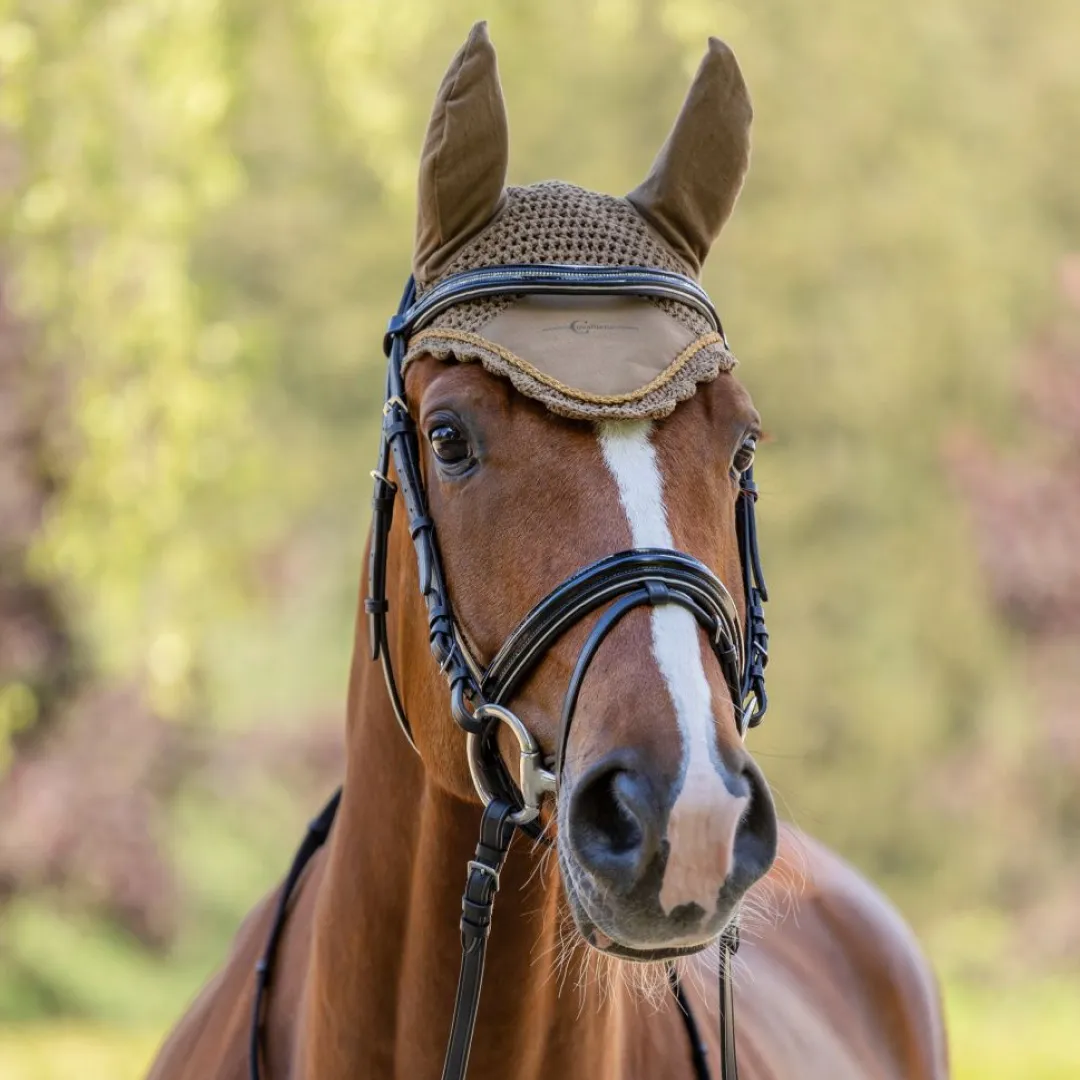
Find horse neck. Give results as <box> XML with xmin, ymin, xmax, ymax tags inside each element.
<box><xmin>299</xmin><ymin>565</ymin><xmax>626</xmax><ymax>1080</ymax></box>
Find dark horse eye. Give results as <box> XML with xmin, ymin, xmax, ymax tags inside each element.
<box><xmin>733</xmin><ymin>436</ymin><xmax>757</xmax><ymax>475</ymax></box>
<box><xmin>429</xmin><ymin>423</ymin><xmax>471</xmax><ymax>465</ymax></box>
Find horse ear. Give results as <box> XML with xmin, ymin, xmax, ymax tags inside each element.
<box><xmin>627</xmin><ymin>38</ymin><xmax>752</xmax><ymax>276</ymax></box>
<box><xmin>413</xmin><ymin>21</ymin><xmax>508</xmax><ymax>285</ymax></box>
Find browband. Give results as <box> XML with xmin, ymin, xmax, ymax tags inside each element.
<box><xmin>386</xmin><ymin>263</ymin><xmax>726</xmax><ymax>348</ymax></box>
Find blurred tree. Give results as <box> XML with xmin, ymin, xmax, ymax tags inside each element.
<box><xmin>0</xmin><ymin>0</ymin><xmax>256</xmax><ymax>721</ymax></box>
<box><xmin>0</xmin><ymin>277</ymin><xmax>75</xmax><ymax>763</ymax></box>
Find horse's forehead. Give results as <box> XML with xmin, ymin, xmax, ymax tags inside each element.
<box><xmin>410</xmin><ymin>358</ymin><xmax>755</xmax><ymax>472</ymax></box>
<box><xmin>401</xmin><ymin>181</ymin><xmax>739</xmax><ymax>424</ymax></box>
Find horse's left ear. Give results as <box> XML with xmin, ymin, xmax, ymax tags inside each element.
<box><xmin>627</xmin><ymin>38</ymin><xmax>752</xmax><ymax>276</ymax></box>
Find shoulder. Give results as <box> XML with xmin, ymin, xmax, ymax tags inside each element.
<box><xmin>753</xmin><ymin>826</ymin><xmax>949</xmax><ymax>1080</ymax></box>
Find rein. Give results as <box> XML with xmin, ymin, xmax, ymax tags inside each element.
<box><xmin>250</xmin><ymin>264</ymin><xmax>770</xmax><ymax>1080</ymax></box>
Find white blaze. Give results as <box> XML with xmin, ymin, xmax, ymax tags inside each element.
<box><xmin>597</xmin><ymin>421</ymin><xmax>746</xmax><ymax>916</ymax></box>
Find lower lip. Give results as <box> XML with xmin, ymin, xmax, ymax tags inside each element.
<box><xmin>591</xmin><ymin>929</ymin><xmax>615</xmax><ymax>949</ymax></box>
<box><xmin>587</xmin><ymin>924</ymin><xmax>716</xmax><ymax>959</ymax></box>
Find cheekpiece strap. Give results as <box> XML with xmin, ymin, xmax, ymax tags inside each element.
<box><xmin>736</xmin><ymin>465</ymin><xmax>769</xmax><ymax>730</ymax></box>
<box><xmin>441</xmin><ymin>799</ymin><xmax>517</xmax><ymax>1080</ymax></box>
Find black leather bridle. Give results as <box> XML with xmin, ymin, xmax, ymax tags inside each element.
<box><xmin>250</xmin><ymin>265</ymin><xmax>770</xmax><ymax>1080</ymax></box>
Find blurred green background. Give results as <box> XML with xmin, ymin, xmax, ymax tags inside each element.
<box><xmin>1</xmin><ymin>1</ymin><xmax>1078</xmax><ymax>1076</ymax></box>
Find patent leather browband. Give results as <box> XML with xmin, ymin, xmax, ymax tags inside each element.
<box><xmin>385</xmin><ymin>262</ymin><xmax>726</xmax><ymax>348</ymax></box>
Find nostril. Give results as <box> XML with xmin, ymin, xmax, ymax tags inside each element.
<box><xmin>732</xmin><ymin>759</ymin><xmax>779</xmax><ymax>883</ymax></box>
<box><xmin>579</xmin><ymin>770</ymin><xmax>643</xmax><ymax>854</ymax></box>
<box><xmin>568</xmin><ymin>763</ymin><xmax>659</xmax><ymax>888</ymax></box>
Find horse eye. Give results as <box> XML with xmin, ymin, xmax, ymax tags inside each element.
<box><xmin>429</xmin><ymin>423</ymin><xmax>471</xmax><ymax>465</ymax></box>
<box><xmin>732</xmin><ymin>437</ymin><xmax>757</xmax><ymax>475</ymax></box>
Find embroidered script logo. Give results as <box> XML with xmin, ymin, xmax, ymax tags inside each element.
<box><xmin>541</xmin><ymin>319</ymin><xmax>639</xmax><ymax>336</ymax></box>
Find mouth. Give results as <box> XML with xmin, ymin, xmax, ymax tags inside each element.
<box><xmin>559</xmin><ymin>847</ymin><xmax>731</xmax><ymax>963</ymax></box>
<box><xmin>581</xmin><ymin>922</ymin><xmax>714</xmax><ymax>963</ymax></box>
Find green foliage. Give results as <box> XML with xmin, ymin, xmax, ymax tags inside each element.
<box><xmin>0</xmin><ymin>681</ymin><xmax>37</xmax><ymax>770</ymax></box>
<box><xmin>1</xmin><ymin>0</ymin><xmax>1078</xmax><ymax>1037</ymax></box>
<box><xmin>0</xmin><ymin>0</ymin><xmax>254</xmax><ymax>717</ymax></box>
<box><xmin>947</xmin><ymin>978</ymin><xmax>1080</xmax><ymax>1079</ymax></box>
<box><xmin>0</xmin><ymin>1026</ymin><xmax>159</xmax><ymax>1080</ymax></box>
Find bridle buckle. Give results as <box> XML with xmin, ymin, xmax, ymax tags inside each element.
<box><xmin>466</xmin><ymin>703</ymin><xmax>557</xmax><ymax>826</ymax></box>
<box><xmin>466</xmin><ymin>859</ymin><xmax>500</xmax><ymax>890</ymax></box>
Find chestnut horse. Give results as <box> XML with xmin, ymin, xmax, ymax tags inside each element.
<box><xmin>147</xmin><ymin>24</ymin><xmax>948</xmax><ymax>1080</ymax></box>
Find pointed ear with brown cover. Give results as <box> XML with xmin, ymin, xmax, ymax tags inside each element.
<box><xmin>413</xmin><ymin>21</ymin><xmax>508</xmax><ymax>285</ymax></box>
<box><xmin>627</xmin><ymin>38</ymin><xmax>752</xmax><ymax>276</ymax></box>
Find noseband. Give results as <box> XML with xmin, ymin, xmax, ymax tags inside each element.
<box><xmin>250</xmin><ymin>265</ymin><xmax>771</xmax><ymax>1080</ymax></box>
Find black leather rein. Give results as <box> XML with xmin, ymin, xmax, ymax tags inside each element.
<box><xmin>249</xmin><ymin>264</ymin><xmax>770</xmax><ymax>1080</ymax></box>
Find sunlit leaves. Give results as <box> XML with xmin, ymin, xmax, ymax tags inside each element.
<box><xmin>0</xmin><ymin>682</ymin><xmax>37</xmax><ymax>772</ymax></box>
<box><xmin>1</xmin><ymin>0</ymin><xmax>247</xmax><ymax>715</ymax></box>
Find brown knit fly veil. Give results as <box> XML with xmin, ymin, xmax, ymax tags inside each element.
<box><xmin>406</xmin><ymin>25</ymin><xmax>752</xmax><ymax>422</ymax></box>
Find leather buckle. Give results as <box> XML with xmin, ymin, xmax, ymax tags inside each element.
<box><xmin>466</xmin><ymin>860</ymin><xmax>500</xmax><ymax>891</ymax></box>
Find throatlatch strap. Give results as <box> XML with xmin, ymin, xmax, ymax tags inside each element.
<box><xmin>736</xmin><ymin>466</ymin><xmax>769</xmax><ymax>730</ymax></box>
<box><xmin>249</xmin><ymin>788</ymin><xmax>341</xmax><ymax>1080</ymax></box>
<box><xmin>441</xmin><ymin>799</ymin><xmax>518</xmax><ymax>1080</ymax></box>
<box><xmin>671</xmin><ymin>967</ymin><xmax>711</xmax><ymax>1079</ymax></box>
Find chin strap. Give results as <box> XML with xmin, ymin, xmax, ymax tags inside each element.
<box><xmin>249</xmin><ymin>789</ymin><xmax>341</xmax><ymax>1080</ymax></box>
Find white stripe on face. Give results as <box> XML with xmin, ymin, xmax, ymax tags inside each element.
<box><xmin>597</xmin><ymin>421</ymin><xmax>746</xmax><ymax>917</ymax></box>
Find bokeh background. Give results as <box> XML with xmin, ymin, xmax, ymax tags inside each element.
<box><xmin>1</xmin><ymin>2</ymin><xmax>1078</xmax><ymax>1077</ymax></box>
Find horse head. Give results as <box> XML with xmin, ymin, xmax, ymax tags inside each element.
<box><xmin>383</xmin><ymin>21</ymin><xmax>778</xmax><ymax>961</ymax></box>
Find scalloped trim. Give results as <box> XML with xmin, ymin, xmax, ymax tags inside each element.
<box><xmin>403</xmin><ymin>330</ymin><xmax>737</xmax><ymax>421</ymax></box>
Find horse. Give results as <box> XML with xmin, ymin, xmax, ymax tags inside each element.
<box><xmin>147</xmin><ymin>23</ymin><xmax>949</xmax><ymax>1080</ymax></box>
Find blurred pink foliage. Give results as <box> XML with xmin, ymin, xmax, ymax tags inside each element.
<box><xmin>947</xmin><ymin>257</ymin><xmax>1080</xmax><ymax>639</ymax></box>
<box><xmin>947</xmin><ymin>256</ymin><xmax>1080</xmax><ymax>774</ymax></box>
<box><xmin>941</xmin><ymin>258</ymin><xmax>1080</xmax><ymax>965</ymax></box>
<box><xmin>0</xmin><ymin>687</ymin><xmax>186</xmax><ymax>945</ymax></box>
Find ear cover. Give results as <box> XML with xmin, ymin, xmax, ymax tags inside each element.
<box><xmin>413</xmin><ymin>21</ymin><xmax>509</xmax><ymax>285</ymax></box>
<box><xmin>627</xmin><ymin>38</ymin><xmax>752</xmax><ymax>276</ymax></box>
